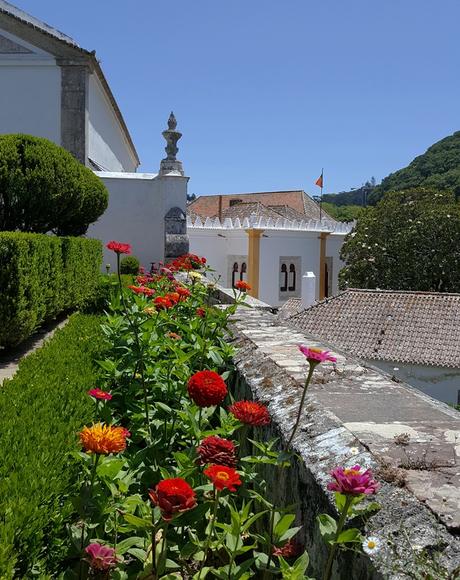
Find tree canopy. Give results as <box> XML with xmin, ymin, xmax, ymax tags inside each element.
<box><xmin>369</xmin><ymin>131</ymin><xmax>460</xmax><ymax>204</ymax></box>
<box><xmin>321</xmin><ymin>202</ymin><xmax>363</xmax><ymax>222</ymax></box>
<box><xmin>0</xmin><ymin>134</ymin><xmax>108</xmax><ymax>236</ymax></box>
<box><xmin>339</xmin><ymin>188</ymin><xmax>460</xmax><ymax>292</ymax></box>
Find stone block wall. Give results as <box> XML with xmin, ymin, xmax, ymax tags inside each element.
<box><xmin>222</xmin><ymin>295</ymin><xmax>460</xmax><ymax>579</ymax></box>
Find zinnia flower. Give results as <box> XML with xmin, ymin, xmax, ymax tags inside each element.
<box><xmin>187</xmin><ymin>370</ymin><xmax>228</xmax><ymax>407</ymax></box>
<box><xmin>298</xmin><ymin>345</ymin><xmax>337</xmax><ymax>365</ymax></box>
<box><xmin>143</xmin><ymin>306</ymin><xmax>157</xmax><ymax>316</ymax></box>
<box><xmin>204</xmin><ymin>464</ymin><xmax>242</xmax><ymax>492</ymax></box>
<box><xmin>362</xmin><ymin>536</ymin><xmax>381</xmax><ymax>555</ymax></box>
<box><xmin>235</xmin><ymin>280</ymin><xmax>251</xmax><ymax>292</ymax></box>
<box><xmin>106</xmin><ymin>240</ymin><xmax>131</xmax><ymax>254</ymax></box>
<box><xmin>154</xmin><ymin>296</ymin><xmax>173</xmax><ymax>309</ymax></box>
<box><xmin>79</xmin><ymin>423</ymin><xmax>128</xmax><ymax>455</ymax></box>
<box><xmin>272</xmin><ymin>539</ymin><xmax>302</xmax><ymax>558</ymax></box>
<box><xmin>167</xmin><ymin>332</ymin><xmax>181</xmax><ymax>340</ymax></box>
<box><xmin>327</xmin><ymin>465</ymin><xmax>380</xmax><ymax>496</ymax></box>
<box><xmin>128</xmin><ymin>285</ymin><xmax>155</xmax><ymax>297</ymax></box>
<box><xmin>197</xmin><ymin>435</ymin><xmax>237</xmax><ymax>467</ymax></box>
<box><xmin>176</xmin><ymin>286</ymin><xmax>191</xmax><ymax>299</ymax></box>
<box><xmin>85</xmin><ymin>542</ymin><xmax>118</xmax><ymax>571</ymax></box>
<box><xmin>149</xmin><ymin>477</ymin><xmax>197</xmax><ymax>521</ymax></box>
<box><xmin>87</xmin><ymin>388</ymin><xmax>112</xmax><ymax>401</ymax></box>
<box><xmin>189</xmin><ymin>271</ymin><xmax>202</xmax><ymax>280</ymax></box>
<box><xmin>229</xmin><ymin>400</ymin><xmax>271</xmax><ymax>426</ymax></box>
<box><xmin>196</xmin><ymin>307</ymin><xmax>206</xmax><ymax>317</ymax></box>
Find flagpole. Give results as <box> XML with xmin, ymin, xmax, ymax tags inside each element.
<box><xmin>319</xmin><ymin>168</ymin><xmax>323</xmax><ymax>221</ymax></box>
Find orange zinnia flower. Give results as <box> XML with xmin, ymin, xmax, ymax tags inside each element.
<box><xmin>79</xmin><ymin>423</ymin><xmax>128</xmax><ymax>455</ymax></box>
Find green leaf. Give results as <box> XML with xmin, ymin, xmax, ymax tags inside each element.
<box><xmin>336</xmin><ymin>528</ymin><xmax>362</xmax><ymax>544</ymax></box>
<box><xmin>123</xmin><ymin>513</ymin><xmax>152</xmax><ymax>530</ymax></box>
<box><xmin>116</xmin><ymin>536</ymin><xmax>145</xmax><ymax>554</ymax></box>
<box><xmin>317</xmin><ymin>514</ymin><xmax>337</xmax><ymax>542</ymax></box>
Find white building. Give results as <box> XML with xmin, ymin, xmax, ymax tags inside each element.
<box><xmin>0</xmin><ymin>1</ymin><xmax>189</xmax><ymax>268</ymax></box>
<box><xmin>188</xmin><ymin>192</ymin><xmax>352</xmax><ymax>306</ymax></box>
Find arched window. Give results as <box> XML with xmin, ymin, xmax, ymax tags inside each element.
<box><xmin>232</xmin><ymin>262</ymin><xmax>239</xmax><ymax>287</ymax></box>
<box><xmin>240</xmin><ymin>262</ymin><xmax>247</xmax><ymax>281</ymax></box>
<box><xmin>288</xmin><ymin>263</ymin><xmax>296</xmax><ymax>291</ymax></box>
<box><xmin>280</xmin><ymin>263</ymin><xmax>288</xmax><ymax>292</ymax></box>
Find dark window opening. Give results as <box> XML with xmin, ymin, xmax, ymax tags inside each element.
<box><xmin>280</xmin><ymin>263</ymin><xmax>288</xmax><ymax>292</ymax></box>
<box><xmin>288</xmin><ymin>263</ymin><xmax>296</xmax><ymax>291</ymax></box>
<box><xmin>240</xmin><ymin>262</ymin><xmax>247</xmax><ymax>281</ymax></box>
<box><xmin>229</xmin><ymin>199</ymin><xmax>242</xmax><ymax>207</ymax></box>
<box><xmin>232</xmin><ymin>262</ymin><xmax>239</xmax><ymax>287</ymax></box>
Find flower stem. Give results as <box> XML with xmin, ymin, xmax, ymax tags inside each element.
<box><xmin>322</xmin><ymin>495</ymin><xmax>353</xmax><ymax>580</ymax></box>
<box><xmin>198</xmin><ymin>491</ymin><xmax>220</xmax><ymax>579</ymax></box>
<box><xmin>78</xmin><ymin>454</ymin><xmax>100</xmax><ymax>579</ymax></box>
<box><xmin>158</xmin><ymin>522</ymin><xmax>169</xmax><ymax>577</ymax></box>
<box><xmin>287</xmin><ymin>364</ymin><xmax>315</xmax><ymax>447</ymax></box>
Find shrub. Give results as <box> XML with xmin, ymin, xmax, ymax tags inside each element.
<box><xmin>120</xmin><ymin>255</ymin><xmax>140</xmax><ymax>274</ymax></box>
<box><xmin>0</xmin><ymin>232</ymin><xmax>102</xmax><ymax>347</ymax></box>
<box><xmin>0</xmin><ymin>134</ymin><xmax>108</xmax><ymax>235</ymax></box>
<box><xmin>0</xmin><ymin>314</ymin><xmax>105</xmax><ymax>577</ymax></box>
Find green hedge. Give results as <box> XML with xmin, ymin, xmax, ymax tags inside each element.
<box><xmin>0</xmin><ymin>313</ymin><xmax>105</xmax><ymax>578</ymax></box>
<box><xmin>0</xmin><ymin>232</ymin><xmax>102</xmax><ymax>347</ymax></box>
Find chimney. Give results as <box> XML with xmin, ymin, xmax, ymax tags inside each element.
<box><xmin>218</xmin><ymin>195</ymin><xmax>222</xmax><ymax>221</ymax></box>
<box><xmin>302</xmin><ymin>271</ymin><xmax>316</xmax><ymax>309</ymax></box>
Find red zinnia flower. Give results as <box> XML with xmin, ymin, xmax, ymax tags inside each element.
<box><xmin>229</xmin><ymin>400</ymin><xmax>271</xmax><ymax>426</ymax></box>
<box><xmin>85</xmin><ymin>542</ymin><xmax>118</xmax><ymax>571</ymax></box>
<box><xmin>187</xmin><ymin>370</ymin><xmax>228</xmax><ymax>407</ymax></box>
<box><xmin>149</xmin><ymin>477</ymin><xmax>197</xmax><ymax>521</ymax></box>
<box><xmin>167</xmin><ymin>291</ymin><xmax>180</xmax><ymax>304</ymax></box>
<box><xmin>197</xmin><ymin>435</ymin><xmax>237</xmax><ymax>467</ymax></box>
<box><xmin>154</xmin><ymin>296</ymin><xmax>173</xmax><ymax>309</ymax></box>
<box><xmin>327</xmin><ymin>465</ymin><xmax>380</xmax><ymax>496</ymax></box>
<box><xmin>106</xmin><ymin>240</ymin><xmax>131</xmax><ymax>254</ymax></box>
<box><xmin>204</xmin><ymin>464</ymin><xmax>242</xmax><ymax>492</ymax></box>
<box><xmin>176</xmin><ymin>286</ymin><xmax>191</xmax><ymax>299</ymax></box>
<box><xmin>79</xmin><ymin>423</ymin><xmax>128</xmax><ymax>455</ymax></box>
<box><xmin>272</xmin><ymin>539</ymin><xmax>302</xmax><ymax>559</ymax></box>
<box><xmin>235</xmin><ymin>280</ymin><xmax>251</xmax><ymax>292</ymax></box>
<box><xmin>196</xmin><ymin>307</ymin><xmax>206</xmax><ymax>318</ymax></box>
<box><xmin>298</xmin><ymin>345</ymin><xmax>337</xmax><ymax>365</ymax></box>
<box><xmin>88</xmin><ymin>388</ymin><xmax>112</xmax><ymax>401</ymax></box>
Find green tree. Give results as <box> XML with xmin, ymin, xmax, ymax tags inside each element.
<box><xmin>369</xmin><ymin>131</ymin><xmax>460</xmax><ymax>204</ymax></box>
<box><xmin>339</xmin><ymin>188</ymin><xmax>460</xmax><ymax>292</ymax></box>
<box><xmin>321</xmin><ymin>202</ymin><xmax>364</xmax><ymax>222</ymax></box>
<box><xmin>0</xmin><ymin>134</ymin><xmax>108</xmax><ymax>235</ymax></box>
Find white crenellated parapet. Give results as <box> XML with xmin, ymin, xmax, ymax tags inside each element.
<box><xmin>188</xmin><ymin>215</ymin><xmax>353</xmax><ymax>235</ymax></box>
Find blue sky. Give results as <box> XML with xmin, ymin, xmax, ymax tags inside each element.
<box><xmin>13</xmin><ymin>0</ymin><xmax>460</xmax><ymax>196</ymax></box>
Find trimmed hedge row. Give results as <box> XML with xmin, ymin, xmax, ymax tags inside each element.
<box><xmin>0</xmin><ymin>232</ymin><xmax>102</xmax><ymax>347</ymax></box>
<box><xmin>0</xmin><ymin>313</ymin><xmax>105</xmax><ymax>578</ymax></box>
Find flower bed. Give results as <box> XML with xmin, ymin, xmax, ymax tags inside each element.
<box><xmin>50</xmin><ymin>244</ymin><xmax>383</xmax><ymax>579</ymax></box>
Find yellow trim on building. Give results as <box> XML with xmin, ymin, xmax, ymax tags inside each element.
<box><xmin>246</xmin><ymin>229</ymin><xmax>264</xmax><ymax>298</ymax></box>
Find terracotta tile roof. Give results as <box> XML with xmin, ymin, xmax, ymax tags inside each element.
<box><xmin>267</xmin><ymin>205</ymin><xmax>308</xmax><ymax>221</ymax></box>
<box><xmin>218</xmin><ymin>202</ymin><xmax>285</xmax><ymax>221</ymax></box>
<box><xmin>188</xmin><ymin>190</ymin><xmax>335</xmax><ymax>222</ymax></box>
<box><xmin>288</xmin><ymin>289</ymin><xmax>460</xmax><ymax>368</ymax></box>
<box><xmin>278</xmin><ymin>298</ymin><xmax>303</xmax><ymax>317</ymax></box>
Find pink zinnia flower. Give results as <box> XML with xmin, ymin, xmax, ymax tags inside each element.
<box><xmin>327</xmin><ymin>465</ymin><xmax>380</xmax><ymax>496</ymax></box>
<box><xmin>298</xmin><ymin>345</ymin><xmax>337</xmax><ymax>365</ymax></box>
<box><xmin>85</xmin><ymin>542</ymin><xmax>118</xmax><ymax>571</ymax></box>
<box><xmin>88</xmin><ymin>388</ymin><xmax>112</xmax><ymax>401</ymax></box>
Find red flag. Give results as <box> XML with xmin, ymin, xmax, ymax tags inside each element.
<box><xmin>315</xmin><ymin>174</ymin><xmax>323</xmax><ymax>188</ymax></box>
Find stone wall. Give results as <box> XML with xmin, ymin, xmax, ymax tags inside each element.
<box><xmin>220</xmin><ymin>290</ymin><xmax>460</xmax><ymax>579</ymax></box>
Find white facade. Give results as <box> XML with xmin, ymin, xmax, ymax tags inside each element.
<box><xmin>88</xmin><ymin>75</ymin><xmax>138</xmax><ymax>172</ymax></box>
<box><xmin>188</xmin><ymin>216</ymin><xmax>351</xmax><ymax>306</ymax></box>
<box><xmin>88</xmin><ymin>172</ymin><xmax>189</xmax><ymax>271</ymax></box>
<box><xmin>0</xmin><ymin>31</ymin><xmax>61</xmax><ymax>142</ymax></box>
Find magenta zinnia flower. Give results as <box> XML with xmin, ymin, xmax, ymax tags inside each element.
<box><xmin>88</xmin><ymin>388</ymin><xmax>112</xmax><ymax>401</ymax></box>
<box><xmin>327</xmin><ymin>465</ymin><xmax>379</xmax><ymax>496</ymax></box>
<box><xmin>298</xmin><ymin>345</ymin><xmax>337</xmax><ymax>365</ymax></box>
<box><xmin>85</xmin><ymin>542</ymin><xmax>118</xmax><ymax>571</ymax></box>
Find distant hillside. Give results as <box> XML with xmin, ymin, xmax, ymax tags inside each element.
<box><xmin>322</xmin><ymin>181</ymin><xmax>375</xmax><ymax>207</ymax></box>
<box><xmin>369</xmin><ymin>131</ymin><xmax>460</xmax><ymax>204</ymax></box>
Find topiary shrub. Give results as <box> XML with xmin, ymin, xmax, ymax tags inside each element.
<box><xmin>0</xmin><ymin>134</ymin><xmax>108</xmax><ymax>235</ymax></box>
<box><xmin>120</xmin><ymin>255</ymin><xmax>140</xmax><ymax>274</ymax></box>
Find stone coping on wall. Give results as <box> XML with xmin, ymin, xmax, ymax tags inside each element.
<box><xmin>227</xmin><ymin>305</ymin><xmax>460</xmax><ymax>577</ymax></box>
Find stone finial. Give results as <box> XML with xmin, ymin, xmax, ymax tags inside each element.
<box><xmin>159</xmin><ymin>111</ymin><xmax>184</xmax><ymax>176</ymax></box>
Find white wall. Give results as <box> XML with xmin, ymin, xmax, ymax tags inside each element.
<box><xmin>372</xmin><ymin>360</ymin><xmax>460</xmax><ymax>406</ymax></box>
<box><xmin>189</xmin><ymin>229</ymin><xmax>247</xmax><ymax>287</ymax></box>
<box><xmin>259</xmin><ymin>231</ymin><xmax>320</xmax><ymax>306</ymax></box>
<box><xmin>87</xmin><ymin>172</ymin><xmax>188</xmax><ymax>271</ymax></box>
<box><xmin>0</xmin><ymin>62</ymin><xmax>60</xmax><ymax>142</ymax></box>
<box><xmin>88</xmin><ymin>74</ymin><xmax>137</xmax><ymax>172</ymax></box>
